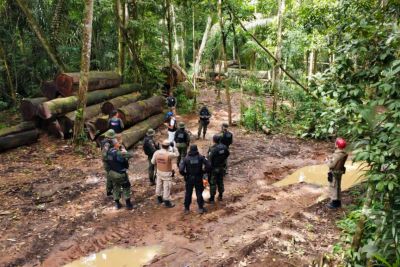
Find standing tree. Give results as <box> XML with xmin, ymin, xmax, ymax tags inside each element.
<box><xmin>218</xmin><ymin>0</ymin><xmax>232</xmax><ymax>125</ymax></box>
<box><xmin>15</xmin><ymin>0</ymin><xmax>67</xmax><ymax>72</ymax></box>
<box><xmin>271</xmin><ymin>0</ymin><xmax>285</xmax><ymax>121</ymax></box>
<box><xmin>73</xmin><ymin>0</ymin><xmax>94</xmax><ymax>146</ymax></box>
<box><xmin>115</xmin><ymin>0</ymin><xmax>126</xmax><ymax>80</ymax></box>
<box><xmin>166</xmin><ymin>0</ymin><xmax>174</xmax><ymax>90</ymax></box>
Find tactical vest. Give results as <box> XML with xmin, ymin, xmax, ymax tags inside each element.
<box><xmin>155</xmin><ymin>150</ymin><xmax>173</xmax><ymax>172</ymax></box>
<box><xmin>175</xmin><ymin>129</ymin><xmax>188</xmax><ymax>144</ymax></box>
<box><xmin>109</xmin><ymin>118</ymin><xmax>123</xmax><ymax>133</ymax></box>
<box><xmin>107</xmin><ymin>148</ymin><xmax>129</xmax><ymax>173</ymax></box>
<box><xmin>143</xmin><ymin>136</ymin><xmax>156</xmax><ymax>157</ymax></box>
<box><xmin>184</xmin><ymin>154</ymin><xmax>204</xmax><ymax>177</ymax></box>
<box><xmin>199</xmin><ymin>108</ymin><xmax>210</xmax><ymax>121</ymax></box>
<box><xmin>221</xmin><ymin>131</ymin><xmax>232</xmax><ymax>147</ymax></box>
<box><xmin>211</xmin><ymin>144</ymin><xmax>228</xmax><ymax>167</ymax></box>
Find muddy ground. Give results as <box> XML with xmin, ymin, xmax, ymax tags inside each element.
<box><xmin>0</xmin><ymin>87</ymin><xmax>353</xmax><ymax>267</ymax></box>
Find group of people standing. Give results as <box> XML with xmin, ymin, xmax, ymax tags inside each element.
<box><xmin>101</xmin><ymin>101</ymin><xmax>234</xmax><ymax>214</ymax></box>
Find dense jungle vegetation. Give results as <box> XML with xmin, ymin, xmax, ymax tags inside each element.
<box><xmin>0</xmin><ymin>0</ymin><xmax>399</xmax><ymax>265</ymax></box>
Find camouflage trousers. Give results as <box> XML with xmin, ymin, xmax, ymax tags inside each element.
<box><xmin>209</xmin><ymin>167</ymin><xmax>225</xmax><ymax>197</ymax></box>
<box><xmin>198</xmin><ymin>120</ymin><xmax>209</xmax><ymax>138</ymax></box>
<box><xmin>148</xmin><ymin>158</ymin><xmax>156</xmax><ymax>184</ymax></box>
<box><xmin>176</xmin><ymin>143</ymin><xmax>188</xmax><ymax>167</ymax></box>
<box><xmin>103</xmin><ymin>162</ymin><xmax>113</xmax><ymax>194</ymax></box>
<box><xmin>109</xmin><ymin>170</ymin><xmax>131</xmax><ymax>201</ymax></box>
<box><xmin>329</xmin><ymin>172</ymin><xmax>342</xmax><ymax>201</ymax></box>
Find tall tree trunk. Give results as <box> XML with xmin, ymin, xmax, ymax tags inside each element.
<box><xmin>15</xmin><ymin>0</ymin><xmax>66</xmax><ymax>72</ymax></box>
<box><xmin>352</xmin><ymin>185</ymin><xmax>375</xmax><ymax>251</ymax></box>
<box><xmin>171</xmin><ymin>4</ymin><xmax>180</xmax><ymax>66</ymax></box>
<box><xmin>230</xmin><ymin>13</ymin><xmax>244</xmax><ymax>120</ymax></box>
<box><xmin>73</xmin><ymin>0</ymin><xmax>94</xmax><ymax>146</ymax></box>
<box><xmin>115</xmin><ymin>0</ymin><xmax>126</xmax><ymax>80</ymax></box>
<box><xmin>218</xmin><ymin>0</ymin><xmax>232</xmax><ymax>125</ymax></box>
<box><xmin>271</xmin><ymin>0</ymin><xmax>285</xmax><ymax>121</ymax></box>
<box><xmin>50</xmin><ymin>0</ymin><xmax>65</xmax><ymax>47</ymax></box>
<box><xmin>180</xmin><ymin>22</ymin><xmax>186</xmax><ymax>69</ymax></box>
<box><xmin>0</xmin><ymin>42</ymin><xmax>16</xmax><ymax>104</ymax></box>
<box><xmin>194</xmin><ymin>15</ymin><xmax>212</xmax><ymax>77</ymax></box>
<box><xmin>166</xmin><ymin>0</ymin><xmax>174</xmax><ymax>89</ymax></box>
<box><xmin>192</xmin><ymin>4</ymin><xmax>197</xmax><ymax>110</ymax></box>
<box><xmin>308</xmin><ymin>48</ymin><xmax>316</xmax><ymax>82</ymax></box>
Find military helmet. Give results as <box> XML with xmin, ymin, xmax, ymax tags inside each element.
<box><xmin>104</xmin><ymin>129</ymin><xmax>116</xmax><ymax>139</ymax></box>
<box><xmin>178</xmin><ymin>122</ymin><xmax>185</xmax><ymax>129</ymax></box>
<box><xmin>222</xmin><ymin>122</ymin><xmax>229</xmax><ymax>129</ymax></box>
<box><xmin>146</xmin><ymin>128</ymin><xmax>155</xmax><ymax>136</ymax></box>
<box><xmin>190</xmin><ymin>144</ymin><xmax>198</xmax><ymax>152</ymax></box>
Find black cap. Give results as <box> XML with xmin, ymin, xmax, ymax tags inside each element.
<box><xmin>190</xmin><ymin>144</ymin><xmax>198</xmax><ymax>152</ymax></box>
<box><xmin>111</xmin><ymin>110</ymin><xmax>118</xmax><ymax>116</ymax></box>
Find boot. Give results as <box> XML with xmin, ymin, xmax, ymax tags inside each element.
<box><xmin>197</xmin><ymin>134</ymin><xmax>200</xmax><ymax>140</ymax></box>
<box><xmin>208</xmin><ymin>196</ymin><xmax>215</xmax><ymax>203</ymax></box>
<box><xmin>218</xmin><ymin>194</ymin><xmax>223</xmax><ymax>201</ymax></box>
<box><xmin>126</xmin><ymin>198</ymin><xmax>133</xmax><ymax>210</ymax></box>
<box><xmin>203</xmin><ymin>134</ymin><xmax>206</xmax><ymax>140</ymax></box>
<box><xmin>184</xmin><ymin>208</ymin><xmax>190</xmax><ymax>215</ymax></box>
<box><xmin>115</xmin><ymin>200</ymin><xmax>122</xmax><ymax>209</ymax></box>
<box><xmin>198</xmin><ymin>207</ymin><xmax>207</xmax><ymax>214</ymax></box>
<box><xmin>157</xmin><ymin>196</ymin><xmax>163</xmax><ymax>204</ymax></box>
<box><xmin>164</xmin><ymin>200</ymin><xmax>175</xmax><ymax>208</ymax></box>
<box><xmin>106</xmin><ymin>191</ymin><xmax>112</xmax><ymax>196</ymax></box>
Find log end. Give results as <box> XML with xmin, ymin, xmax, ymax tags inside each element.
<box><xmin>41</xmin><ymin>81</ymin><xmax>59</xmax><ymax>100</ymax></box>
<box><xmin>55</xmin><ymin>73</ymin><xmax>74</xmax><ymax>97</ymax></box>
<box><xmin>94</xmin><ymin>117</ymin><xmax>109</xmax><ymax>134</ymax></box>
<box><xmin>20</xmin><ymin>100</ymin><xmax>36</xmax><ymax>121</ymax></box>
<box><xmin>37</xmin><ymin>103</ymin><xmax>53</xmax><ymax>120</ymax></box>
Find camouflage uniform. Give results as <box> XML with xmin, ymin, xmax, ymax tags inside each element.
<box><xmin>101</xmin><ymin>130</ymin><xmax>117</xmax><ymax>196</ymax></box>
<box><xmin>107</xmin><ymin>147</ymin><xmax>133</xmax><ymax>202</ymax></box>
<box><xmin>174</xmin><ymin>122</ymin><xmax>190</xmax><ymax>167</ymax></box>
<box><xmin>198</xmin><ymin>106</ymin><xmax>211</xmax><ymax>139</ymax></box>
<box><xmin>327</xmin><ymin>149</ymin><xmax>348</xmax><ymax>207</ymax></box>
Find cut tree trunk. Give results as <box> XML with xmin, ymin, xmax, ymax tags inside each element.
<box><xmin>117</xmin><ymin>96</ymin><xmax>165</xmax><ymax>128</ymax></box>
<box><xmin>89</xmin><ymin>95</ymin><xmax>164</xmax><ymax>137</ymax></box>
<box><xmin>59</xmin><ymin>102</ymin><xmax>105</xmax><ymax>138</ymax></box>
<box><xmin>0</xmin><ymin>129</ymin><xmax>39</xmax><ymax>152</ymax></box>
<box><xmin>55</xmin><ymin>71</ymin><xmax>122</xmax><ymax>97</ymax></box>
<box><xmin>194</xmin><ymin>15</ymin><xmax>212</xmax><ymax>77</ymax></box>
<box><xmin>121</xmin><ymin>113</ymin><xmax>165</xmax><ymax>148</ymax></box>
<box><xmin>0</xmin><ymin>121</ymin><xmax>36</xmax><ymax>138</ymax></box>
<box><xmin>20</xmin><ymin>97</ymin><xmax>48</xmax><ymax>121</ymax></box>
<box><xmin>41</xmin><ymin>81</ymin><xmax>59</xmax><ymax>100</ymax></box>
<box><xmin>101</xmin><ymin>92</ymin><xmax>141</xmax><ymax>115</ymax></box>
<box><xmin>38</xmin><ymin>84</ymin><xmax>141</xmax><ymax>119</ymax></box>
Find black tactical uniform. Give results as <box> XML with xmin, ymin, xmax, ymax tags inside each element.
<box><xmin>198</xmin><ymin>106</ymin><xmax>211</xmax><ymax>139</ymax></box>
<box><xmin>179</xmin><ymin>145</ymin><xmax>211</xmax><ymax>214</ymax></box>
<box><xmin>143</xmin><ymin>131</ymin><xmax>159</xmax><ymax>185</ymax></box>
<box><xmin>174</xmin><ymin>124</ymin><xmax>190</xmax><ymax>167</ymax></box>
<box><xmin>208</xmin><ymin>136</ymin><xmax>230</xmax><ymax>202</ymax></box>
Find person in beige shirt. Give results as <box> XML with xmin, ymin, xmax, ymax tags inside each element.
<box><xmin>151</xmin><ymin>139</ymin><xmax>179</xmax><ymax>208</ymax></box>
<box><xmin>326</xmin><ymin>138</ymin><xmax>348</xmax><ymax>209</ymax></box>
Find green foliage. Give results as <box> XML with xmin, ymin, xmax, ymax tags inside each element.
<box><xmin>241</xmin><ymin>100</ymin><xmax>268</xmax><ymax>131</ymax></box>
<box><xmin>312</xmin><ymin>0</ymin><xmax>400</xmax><ymax>265</ymax></box>
<box><xmin>241</xmin><ymin>76</ymin><xmax>266</xmax><ymax>96</ymax></box>
<box><xmin>174</xmin><ymin>84</ymin><xmax>194</xmax><ymax>114</ymax></box>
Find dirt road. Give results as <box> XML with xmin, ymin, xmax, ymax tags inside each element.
<box><xmin>0</xmin><ymin>88</ymin><xmax>347</xmax><ymax>267</ymax></box>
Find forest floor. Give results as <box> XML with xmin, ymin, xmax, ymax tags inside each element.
<box><xmin>0</xmin><ymin>86</ymin><xmax>354</xmax><ymax>267</ymax></box>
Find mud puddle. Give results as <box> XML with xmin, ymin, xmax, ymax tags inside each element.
<box><xmin>274</xmin><ymin>161</ymin><xmax>366</xmax><ymax>189</ymax></box>
<box><xmin>63</xmin><ymin>245</ymin><xmax>161</xmax><ymax>267</ymax></box>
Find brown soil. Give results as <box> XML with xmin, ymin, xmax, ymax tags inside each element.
<box><xmin>0</xmin><ymin>86</ymin><xmax>351</xmax><ymax>267</ymax></box>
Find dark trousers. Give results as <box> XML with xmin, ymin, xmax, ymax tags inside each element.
<box><xmin>184</xmin><ymin>176</ymin><xmax>204</xmax><ymax>209</ymax></box>
<box><xmin>209</xmin><ymin>168</ymin><xmax>224</xmax><ymax>197</ymax></box>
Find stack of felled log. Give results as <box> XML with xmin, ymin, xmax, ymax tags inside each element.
<box><xmin>1</xmin><ymin>71</ymin><xmax>166</xmax><ymax>152</ymax></box>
